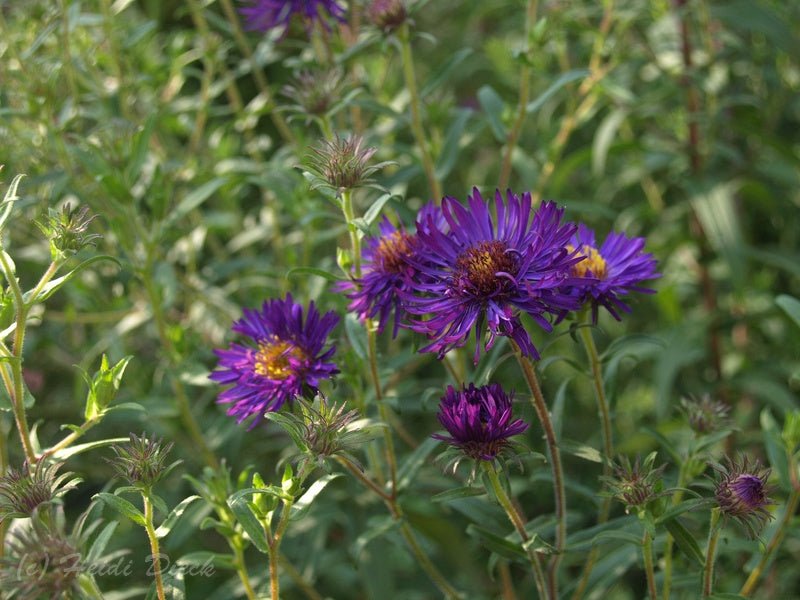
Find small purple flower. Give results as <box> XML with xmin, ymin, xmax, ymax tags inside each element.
<box><xmin>403</xmin><ymin>188</ymin><xmax>583</xmax><ymax>362</ymax></box>
<box><xmin>239</xmin><ymin>0</ymin><xmax>346</xmax><ymax>35</ymax></box>
<box><xmin>433</xmin><ymin>383</ymin><xmax>529</xmax><ymax>461</ymax></box>
<box><xmin>343</xmin><ymin>217</ymin><xmax>417</xmax><ymax>337</ymax></box>
<box><xmin>565</xmin><ymin>224</ymin><xmax>659</xmax><ymax>321</ymax></box>
<box><xmin>713</xmin><ymin>456</ymin><xmax>774</xmax><ymax>537</ymax></box>
<box><xmin>210</xmin><ymin>294</ymin><xmax>339</xmax><ymax>427</ymax></box>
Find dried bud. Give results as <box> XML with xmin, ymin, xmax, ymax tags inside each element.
<box><xmin>603</xmin><ymin>453</ymin><xmax>667</xmax><ymax>514</ymax></box>
<box><xmin>282</xmin><ymin>69</ymin><xmax>344</xmax><ymax>117</ymax></box>
<box><xmin>35</xmin><ymin>203</ymin><xmax>102</xmax><ymax>260</ymax></box>
<box><xmin>307</xmin><ymin>135</ymin><xmax>385</xmax><ymax>191</ymax></box>
<box><xmin>713</xmin><ymin>456</ymin><xmax>774</xmax><ymax>538</ymax></box>
<box><xmin>681</xmin><ymin>394</ymin><xmax>731</xmax><ymax>434</ymax></box>
<box><xmin>367</xmin><ymin>0</ymin><xmax>407</xmax><ymax>32</ymax></box>
<box><xmin>107</xmin><ymin>432</ymin><xmax>179</xmax><ymax>490</ymax></box>
<box><xmin>0</xmin><ymin>461</ymin><xmax>78</xmax><ymax>521</ymax></box>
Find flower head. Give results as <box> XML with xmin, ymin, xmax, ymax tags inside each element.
<box><xmin>0</xmin><ymin>461</ymin><xmax>78</xmax><ymax>521</ymax></box>
<box><xmin>681</xmin><ymin>394</ymin><xmax>731</xmax><ymax>435</ymax></box>
<box><xmin>433</xmin><ymin>383</ymin><xmax>529</xmax><ymax>461</ymax></box>
<box><xmin>404</xmin><ymin>188</ymin><xmax>583</xmax><ymax>362</ymax></box>
<box><xmin>368</xmin><ymin>0</ymin><xmax>407</xmax><ymax>32</ymax></box>
<box><xmin>307</xmin><ymin>135</ymin><xmax>385</xmax><ymax>192</ymax></box>
<box><xmin>564</xmin><ymin>224</ymin><xmax>659</xmax><ymax>321</ymax></box>
<box><xmin>282</xmin><ymin>68</ymin><xmax>345</xmax><ymax>118</ymax></box>
<box><xmin>713</xmin><ymin>456</ymin><xmax>774</xmax><ymax>537</ymax></box>
<box><xmin>603</xmin><ymin>453</ymin><xmax>667</xmax><ymax>514</ymax></box>
<box><xmin>108</xmin><ymin>432</ymin><xmax>179</xmax><ymax>489</ymax></box>
<box><xmin>35</xmin><ymin>203</ymin><xmax>102</xmax><ymax>260</ymax></box>
<box><xmin>342</xmin><ymin>217</ymin><xmax>417</xmax><ymax>336</ymax></box>
<box><xmin>240</xmin><ymin>0</ymin><xmax>346</xmax><ymax>35</ymax></box>
<box><xmin>210</xmin><ymin>294</ymin><xmax>340</xmax><ymax>426</ymax></box>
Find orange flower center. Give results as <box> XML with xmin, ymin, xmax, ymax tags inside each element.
<box><xmin>455</xmin><ymin>241</ymin><xmax>518</xmax><ymax>295</ymax></box>
<box><xmin>569</xmin><ymin>244</ymin><xmax>607</xmax><ymax>279</ymax></box>
<box><xmin>375</xmin><ymin>231</ymin><xmax>413</xmax><ymax>273</ymax></box>
<box><xmin>254</xmin><ymin>338</ymin><xmax>306</xmax><ymax>380</ymax></box>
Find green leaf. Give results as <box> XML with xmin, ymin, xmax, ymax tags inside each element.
<box><xmin>0</xmin><ymin>378</ymin><xmax>35</xmax><ymax>412</ymax></box>
<box><xmin>164</xmin><ymin>178</ymin><xmax>227</xmax><ymax>229</ymax></box>
<box><xmin>761</xmin><ymin>409</ymin><xmax>792</xmax><ymax>492</ymax></box>
<box><xmin>84</xmin><ymin>355</ymin><xmax>133</xmax><ymax>420</ymax></box>
<box><xmin>591</xmin><ymin>530</ymin><xmax>642</xmax><ymax>547</ymax></box>
<box><xmin>592</xmin><ymin>108</ymin><xmax>627</xmax><ymax>176</ymax></box>
<box><xmin>94</xmin><ymin>492</ymin><xmax>146</xmax><ymax>526</ymax></box>
<box><xmin>776</xmin><ymin>294</ymin><xmax>800</xmax><ymax>331</ymax></box>
<box><xmin>125</xmin><ymin>114</ymin><xmax>157</xmax><ymax>186</ymax></box>
<box><xmin>663</xmin><ymin>517</ymin><xmax>705</xmax><ymax>567</ymax></box>
<box><xmin>0</xmin><ymin>174</ymin><xmax>25</xmax><ymax>233</ymax></box>
<box><xmin>344</xmin><ymin>313</ymin><xmax>368</xmax><ymax>361</ymax></box>
<box><xmin>84</xmin><ymin>522</ymin><xmax>118</xmax><ymax>566</ymax></box>
<box><xmin>435</xmin><ymin>109</ymin><xmax>473</xmax><ymax>180</ymax></box>
<box><xmin>291</xmin><ymin>474</ymin><xmax>342</xmax><ymax>520</ymax></box>
<box><xmin>286</xmin><ymin>266</ymin><xmax>343</xmax><ymax>282</ymax></box>
<box><xmin>431</xmin><ymin>486</ymin><xmax>486</xmax><ymax>503</ymax></box>
<box><xmin>175</xmin><ymin>551</ymin><xmax>236</xmax><ymax>571</ymax></box>
<box><xmin>420</xmin><ymin>48</ymin><xmax>473</xmax><ymax>97</ymax></box>
<box><xmin>526</xmin><ymin>69</ymin><xmax>590</xmax><ymax>114</ymax></box>
<box><xmin>477</xmin><ymin>85</ymin><xmax>507</xmax><ymax>142</ymax></box>
<box><xmin>560</xmin><ymin>439</ymin><xmax>603</xmax><ymax>463</ymax></box>
<box><xmin>51</xmin><ymin>437</ymin><xmax>130</xmax><ymax>461</ymax></box>
<box><xmin>155</xmin><ymin>495</ymin><xmax>201</xmax><ymax>539</ymax></box>
<box><xmin>465</xmin><ymin>524</ymin><xmax>527</xmax><ymax>562</ymax></box>
<box><xmin>227</xmin><ymin>493</ymin><xmax>270</xmax><ymax>554</ymax></box>
<box><xmin>362</xmin><ymin>193</ymin><xmax>395</xmax><ymax>226</ymax></box>
<box><xmin>396</xmin><ymin>437</ymin><xmax>439</xmax><ymax>492</ymax></box>
<box><xmin>25</xmin><ymin>255</ymin><xmax>121</xmax><ymax>304</ymax></box>
<box><xmin>690</xmin><ymin>182</ymin><xmax>745</xmax><ymax>288</ymax></box>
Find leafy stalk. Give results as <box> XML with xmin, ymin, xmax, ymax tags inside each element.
<box><xmin>143</xmin><ymin>494</ymin><xmax>167</xmax><ymax>600</ymax></box>
<box><xmin>702</xmin><ymin>508</ymin><xmax>722</xmax><ymax>598</ymax></box>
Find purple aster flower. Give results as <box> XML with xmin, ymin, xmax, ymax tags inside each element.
<box><xmin>342</xmin><ymin>217</ymin><xmax>417</xmax><ymax>337</ymax></box>
<box><xmin>210</xmin><ymin>294</ymin><xmax>340</xmax><ymax>427</ymax></box>
<box><xmin>565</xmin><ymin>224</ymin><xmax>660</xmax><ymax>321</ymax></box>
<box><xmin>403</xmin><ymin>188</ymin><xmax>583</xmax><ymax>362</ymax></box>
<box><xmin>432</xmin><ymin>383</ymin><xmax>529</xmax><ymax>461</ymax></box>
<box><xmin>239</xmin><ymin>0</ymin><xmax>346</xmax><ymax>35</ymax></box>
<box><xmin>713</xmin><ymin>456</ymin><xmax>774</xmax><ymax>538</ymax></box>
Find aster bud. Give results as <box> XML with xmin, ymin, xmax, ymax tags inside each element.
<box><xmin>35</xmin><ymin>203</ymin><xmax>102</xmax><ymax>261</ymax></box>
<box><xmin>680</xmin><ymin>394</ymin><xmax>731</xmax><ymax>435</ymax></box>
<box><xmin>307</xmin><ymin>135</ymin><xmax>390</xmax><ymax>192</ymax></box>
<box><xmin>107</xmin><ymin>432</ymin><xmax>179</xmax><ymax>490</ymax></box>
<box><xmin>0</xmin><ymin>461</ymin><xmax>78</xmax><ymax>521</ymax></box>
<box><xmin>602</xmin><ymin>453</ymin><xmax>667</xmax><ymax>515</ymax></box>
<box><xmin>713</xmin><ymin>456</ymin><xmax>774</xmax><ymax>538</ymax></box>
<box><xmin>367</xmin><ymin>0</ymin><xmax>407</xmax><ymax>32</ymax></box>
<box><xmin>282</xmin><ymin>69</ymin><xmax>345</xmax><ymax>118</ymax></box>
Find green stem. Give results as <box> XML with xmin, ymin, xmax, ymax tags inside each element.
<box><xmin>483</xmin><ymin>462</ymin><xmax>548</xmax><ymax>599</ymax></box>
<box><xmin>278</xmin><ymin>553</ymin><xmax>324</xmax><ymax>600</ymax></box>
<box><xmin>231</xmin><ymin>541</ymin><xmax>257</xmax><ymax>600</ymax></box>
<box><xmin>739</xmin><ymin>489</ymin><xmax>800</xmax><ymax>597</ymax></box>
<box><xmin>340</xmin><ymin>189</ymin><xmax>362</xmax><ymax>278</ymax></box>
<box><xmin>143</xmin><ymin>494</ymin><xmax>167</xmax><ymax>600</ymax></box>
<box><xmin>38</xmin><ymin>417</ymin><xmax>100</xmax><ymax>461</ymax></box>
<box><xmin>367</xmin><ymin>327</ymin><xmax>398</xmax><ymax>494</ymax></box>
<box><xmin>512</xmin><ymin>344</ymin><xmax>566</xmax><ymax>600</ymax></box>
<box><xmin>397</xmin><ymin>23</ymin><xmax>442</xmax><ymax>201</ymax></box>
<box><xmin>643</xmin><ymin>529</ymin><xmax>658</xmax><ymax>600</ymax></box>
<box><xmin>662</xmin><ymin>462</ymin><xmax>688</xmax><ymax>600</ymax></box>
<box><xmin>702</xmin><ymin>508</ymin><xmax>722</xmax><ymax>598</ymax></box>
<box><xmin>498</xmin><ymin>0</ymin><xmax>538</xmax><ymax>191</ymax></box>
<box><xmin>337</xmin><ymin>455</ymin><xmax>461</xmax><ymax>598</ymax></box>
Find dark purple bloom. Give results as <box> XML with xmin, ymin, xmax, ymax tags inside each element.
<box><xmin>210</xmin><ymin>294</ymin><xmax>339</xmax><ymax>427</ymax></box>
<box><xmin>343</xmin><ymin>217</ymin><xmax>417</xmax><ymax>337</ymax></box>
<box><xmin>403</xmin><ymin>188</ymin><xmax>583</xmax><ymax>362</ymax></box>
<box><xmin>239</xmin><ymin>0</ymin><xmax>346</xmax><ymax>35</ymax></box>
<box><xmin>713</xmin><ymin>456</ymin><xmax>774</xmax><ymax>537</ymax></box>
<box><xmin>433</xmin><ymin>383</ymin><xmax>528</xmax><ymax>461</ymax></box>
<box><xmin>565</xmin><ymin>224</ymin><xmax>659</xmax><ymax>321</ymax></box>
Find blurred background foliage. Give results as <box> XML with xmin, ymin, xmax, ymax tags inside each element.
<box><xmin>1</xmin><ymin>0</ymin><xmax>799</xmax><ymax>597</ymax></box>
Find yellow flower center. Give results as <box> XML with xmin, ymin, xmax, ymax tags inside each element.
<box><xmin>455</xmin><ymin>241</ymin><xmax>517</xmax><ymax>295</ymax></box>
<box><xmin>569</xmin><ymin>244</ymin><xmax>607</xmax><ymax>279</ymax></box>
<box><xmin>375</xmin><ymin>231</ymin><xmax>413</xmax><ymax>273</ymax></box>
<box><xmin>254</xmin><ymin>338</ymin><xmax>306</xmax><ymax>380</ymax></box>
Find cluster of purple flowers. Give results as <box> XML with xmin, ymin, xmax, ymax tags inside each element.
<box><xmin>211</xmin><ymin>187</ymin><xmax>659</xmax><ymax>457</ymax></box>
<box><xmin>239</xmin><ymin>0</ymin><xmax>345</xmax><ymax>35</ymax></box>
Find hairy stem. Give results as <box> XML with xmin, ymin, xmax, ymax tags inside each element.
<box><xmin>143</xmin><ymin>494</ymin><xmax>167</xmax><ymax>600</ymax></box>
<box><xmin>643</xmin><ymin>529</ymin><xmax>658</xmax><ymax>600</ymax></box>
<box><xmin>702</xmin><ymin>508</ymin><xmax>721</xmax><ymax>598</ymax></box>
<box><xmin>398</xmin><ymin>23</ymin><xmax>442</xmax><ymax>201</ymax></box>
<box><xmin>483</xmin><ymin>462</ymin><xmax>548</xmax><ymax>599</ymax></box>
<box><xmin>231</xmin><ymin>541</ymin><xmax>257</xmax><ymax>600</ymax></box>
<box><xmin>512</xmin><ymin>344</ymin><xmax>566</xmax><ymax>599</ymax></box>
